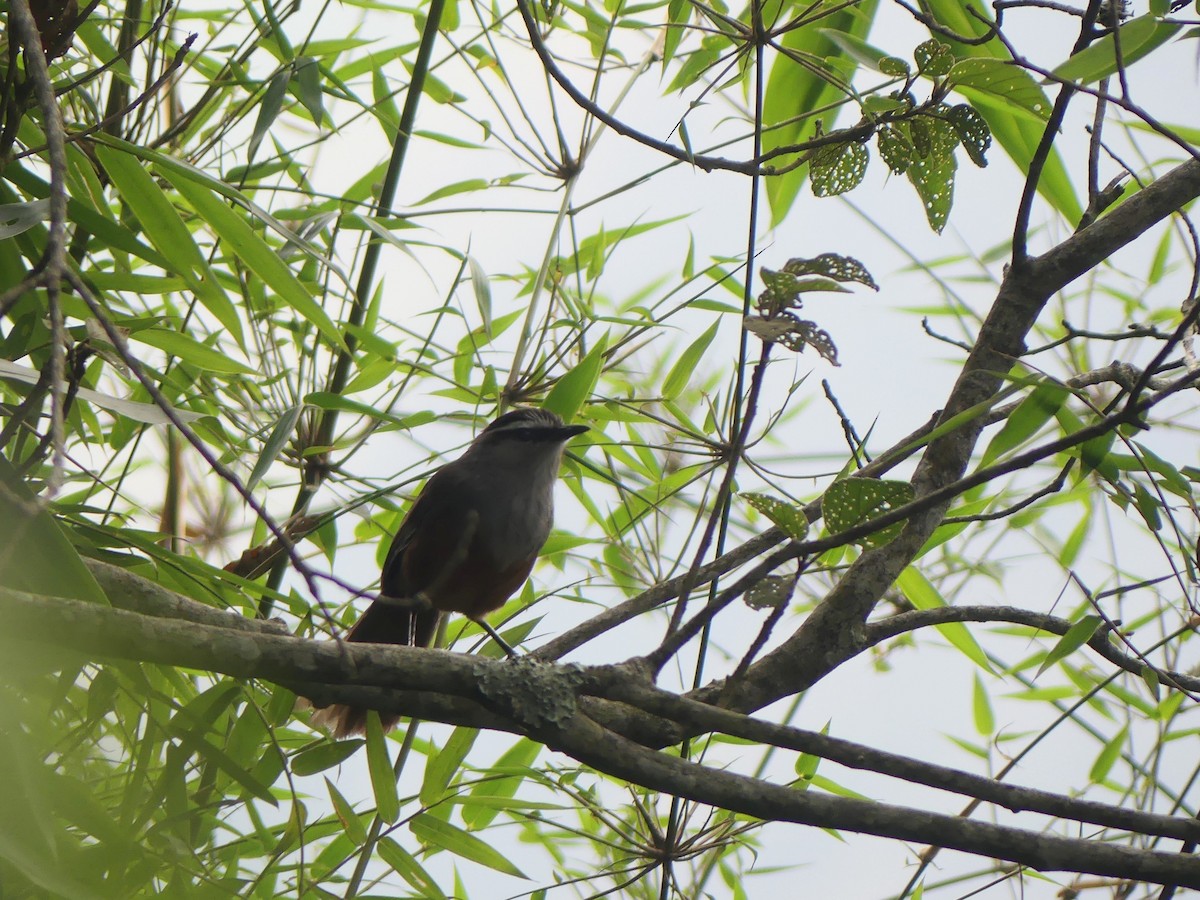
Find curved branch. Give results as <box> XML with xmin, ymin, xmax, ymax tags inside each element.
<box><xmin>863</xmin><ymin>604</ymin><xmax>1200</xmax><ymax>693</ymax></box>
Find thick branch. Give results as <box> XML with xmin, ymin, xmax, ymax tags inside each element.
<box><xmin>9</xmin><ymin>585</ymin><xmax>1200</xmax><ymax>883</ymax></box>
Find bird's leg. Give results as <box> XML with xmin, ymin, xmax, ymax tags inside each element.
<box><xmin>372</xmin><ymin>591</ymin><xmax>434</xmax><ymax>613</ymax></box>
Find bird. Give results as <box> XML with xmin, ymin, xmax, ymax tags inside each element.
<box><xmin>311</xmin><ymin>407</ymin><xmax>588</xmax><ymax>738</ymax></box>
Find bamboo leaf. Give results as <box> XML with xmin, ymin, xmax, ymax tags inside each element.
<box><xmin>410</xmin><ymin>813</ymin><xmax>528</xmax><ymax>878</ymax></box>
<box><xmin>1037</xmin><ymin>615</ymin><xmax>1103</xmax><ymax>678</ymax></box>
<box><xmin>95</xmin><ymin>145</ymin><xmax>245</xmax><ymax>346</ymax></box>
<box><xmin>366</xmin><ymin>714</ymin><xmax>400</xmax><ymax>823</ymax></box>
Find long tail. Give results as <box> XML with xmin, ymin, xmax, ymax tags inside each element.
<box><xmin>307</xmin><ymin>600</ymin><xmax>441</xmax><ymax>738</ymax></box>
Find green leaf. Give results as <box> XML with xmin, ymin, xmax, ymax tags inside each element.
<box><xmin>420</xmin><ymin>727</ymin><xmax>478</xmax><ymax>806</ymax></box>
<box><xmin>365</xmin><ymin>714</ymin><xmax>400</xmax><ymax>823</ymax></box>
<box><xmin>304</xmin><ymin>391</ymin><xmax>415</xmax><ymax>426</ymax></box>
<box><xmin>823</xmin><ymin>478</ymin><xmax>914</xmax><ymax>548</ymax></box>
<box><xmin>0</xmin><ymin>456</ymin><xmax>109</xmax><ymax>605</ymax></box>
<box><xmin>544</xmin><ymin>334</ymin><xmax>606</xmax><ymax>423</ymax></box>
<box><xmin>896</xmin><ymin>567</ymin><xmax>994</xmax><ymax>673</ymax></box>
<box><xmin>410</xmin><ymin>813</ymin><xmax>528</xmax><ymax>878</ymax></box>
<box><xmin>326</xmin><ymin>777</ymin><xmax>369</xmax><ymax>845</ymax></box>
<box><xmin>131</xmin><ymin>328</ymin><xmax>256</xmax><ymax>375</ymax></box>
<box><xmin>1053</xmin><ymin>14</ymin><xmax>1181</xmax><ymax>85</ymax></box>
<box><xmin>249</xmin><ymin>71</ymin><xmax>290</xmax><ymax>161</ymax></box>
<box><xmin>980</xmin><ymin>381</ymin><xmax>1069</xmax><ymax>468</ymax></box>
<box><xmin>1140</xmin><ymin>665</ymin><xmax>1161</xmax><ymax>703</ymax></box>
<box><xmin>742</xmin><ymin>492</ymin><xmax>809</xmax><ymax>540</ymax></box>
<box><xmin>663</xmin><ymin>321</ymin><xmax>719</xmax><ymax>400</ymax></box>
<box><xmin>0</xmin><ymin>744</ymin><xmax>99</xmax><ymax>899</ymax></box>
<box><xmin>293</xmin><ymin>56</ymin><xmax>325</xmax><ymax>125</ymax></box>
<box><xmin>414</xmin><ymin>178</ymin><xmax>490</xmax><ymax>205</ymax></box>
<box><xmin>1036</xmin><ymin>615</ymin><xmax>1103</xmax><ymax>678</ymax></box>
<box><xmin>163</xmin><ymin>170</ymin><xmax>345</xmax><ymax>352</ymax></box>
<box><xmin>169</xmin><ymin>730</ymin><xmax>278</xmax><ymax>804</ymax></box>
<box><xmin>467</xmin><ymin>255</ymin><xmax>492</xmax><ymax>335</ymax></box>
<box><xmin>1079</xmin><ymin>427</ymin><xmax>1117</xmax><ymax>479</ymax></box>
<box><xmin>662</xmin><ymin>0</ymin><xmax>688</xmax><ymax>66</ymax></box>
<box><xmin>95</xmin><ymin>145</ymin><xmax>245</xmax><ymax>347</ymax></box>
<box><xmin>378</xmin><ymin>836</ymin><xmax>449</xmax><ymax>898</ymax></box>
<box><xmin>462</xmin><ymin>738</ymin><xmax>540</xmax><ymax>830</ymax></box>
<box><xmin>290</xmin><ymin>740</ymin><xmax>362</xmax><ymax>776</ymax></box>
<box><xmin>247</xmin><ymin>404</ymin><xmax>304</xmax><ymax>491</ymax></box>
<box><xmin>972</xmin><ymin>672</ymin><xmax>994</xmax><ymax>736</ymax></box>
<box><xmin>1089</xmin><ymin>724</ymin><xmax>1128</xmax><ymax>783</ymax></box>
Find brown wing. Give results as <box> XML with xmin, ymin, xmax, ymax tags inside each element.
<box><xmin>351</xmin><ymin>466</ymin><xmax>478</xmax><ymax>649</ymax></box>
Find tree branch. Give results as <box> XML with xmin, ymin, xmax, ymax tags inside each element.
<box><xmin>8</xmin><ymin>582</ymin><xmax>1200</xmax><ymax>887</ymax></box>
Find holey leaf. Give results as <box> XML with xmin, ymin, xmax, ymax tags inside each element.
<box><xmin>823</xmin><ymin>478</ymin><xmax>915</xmax><ymax>548</ymax></box>
<box><xmin>779</xmin><ymin>253</ymin><xmax>878</xmax><ymax>295</ymax></box>
<box><xmin>742</xmin><ymin>492</ymin><xmax>809</xmax><ymax>540</ymax></box>
<box><xmin>909</xmin><ymin>149</ymin><xmax>956</xmax><ymax>233</ymax></box>
<box><xmin>743</xmin><ymin>313</ymin><xmax>840</xmax><ymax>365</ymax></box>
<box><xmin>745</xmin><ymin>574</ymin><xmax>795</xmax><ymax>610</ymax></box>
<box><xmin>756</xmin><ymin>253</ymin><xmax>878</xmax><ymax>316</ymax></box>
<box><xmin>811</xmin><ymin>141</ymin><xmax>868</xmax><ymax>198</ymax></box>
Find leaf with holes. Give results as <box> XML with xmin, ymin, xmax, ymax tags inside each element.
<box><xmin>915</xmin><ymin>39</ymin><xmax>954</xmax><ymax>77</ymax></box>
<box><xmin>878</xmin><ymin>125</ymin><xmax>915</xmax><ymax>174</ymax></box>
<box><xmin>757</xmin><ymin>269</ymin><xmax>808</xmax><ymax>315</ymax></box>
<box><xmin>745</xmin><ymin>575</ymin><xmax>795</xmax><ymax>610</ymax></box>
<box><xmin>811</xmin><ymin>141</ymin><xmax>868</xmax><ymax>197</ymax></box>
<box><xmin>908</xmin><ymin>149</ymin><xmax>956</xmax><ymax>233</ymax></box>
<box><xmin>742</xmin><ymin>492</ymin><xmax>809</xmax><ymax>540</ymax></box>
<box><xmin>743</xmin><ymin>314</ymin><xmax>840</xmax><ymax>365</ymax></box>
<box><xmin>823</xmin><ymin>478</ymin><xmax>915</xmax><ymax>547</ymax></box>
<box><xmin>782</xmin><ymin>253</ymin><xmax>878</xmax><ymax>290</ymax></box>
<box><xmin>948</xmin><ymin>105</ymin><xmax>991</xmax><ymax>167</ymax></box>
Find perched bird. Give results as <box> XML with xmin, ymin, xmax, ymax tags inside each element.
<box><xmin>313</xmin><ymin>407</ymin><xmax>588</xmax><ymax>737</ymax></box>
